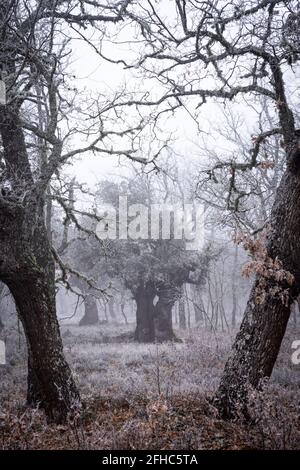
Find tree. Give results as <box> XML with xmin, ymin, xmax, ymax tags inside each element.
<box><xmin>62</xmin><ymin>238</ymin><xmax>102</xmax><ymax>327</ymax></box>
<box><xmin>178</xmin><ymin>293</ymin><xmax>187</xmax><ymax>330</ymax></box>
<box><xmin>194</xmin><ymin>100</ymin><xmax>285</xmax><ymax>235</ymax></box>
<box><xmin>95</xmin><ymin>174</ymin><xmax>210</xmax><ymax>342</ymax></box>
<box><xmin>109</xmin><ymin>0</ymin><xmax>300</xmax><ymax>416</ymax></box>
<box><xmin>0</xmin><ymin>0</ymin><xmax>139</xmax><ymax>423</ymax></box>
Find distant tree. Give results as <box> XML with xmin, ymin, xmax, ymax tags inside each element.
<box><xmin>96</xmin><ymin>175</ymin><xmax>211</xmax><ymax>342</ymax></box>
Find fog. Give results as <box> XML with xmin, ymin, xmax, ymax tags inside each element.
<box><xmin>1</xmin><ymin>0</ymin><xmax>300</xmax><ymax>453</ymax></box>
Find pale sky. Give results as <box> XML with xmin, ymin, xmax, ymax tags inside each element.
<box><xmin>61</xmin><ymin>16</ymin><xmax>299</xmax><ymax>200</ymax></box>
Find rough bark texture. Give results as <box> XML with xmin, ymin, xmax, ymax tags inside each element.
<box><xmin>214</xmin><ymin>54</ymin><xmax>300</xmax><ymax>419</ymax></box>
<box><xmin>0</xmin><ymin>107</ymin><xmax>80</xmax><ymax>423</ymax></box>
<box><xmin>154</xmin><ymin>285</ymin><xmax>177</xmax><ymax>342</ymax></box>
<box><xmin>134</xmin><ymin>281</ymin><xmax>179</xmax><ymax>343</ymax></box>
<box><xmin>215</xmin><ymin>169</ymin><xmax>300</xmax><ymax>418</ymax></box>
<box><xmin>1</xmin><ymin>203</ymin><xmax>81</xmax><ymax>422</ymax></box>
<box><xmin>134</xmin><ymin>282</ymin><xmax>155</xmax><ymax>342</ymax></box>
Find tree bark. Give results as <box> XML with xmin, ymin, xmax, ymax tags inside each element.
<box><xmin>178</xmin><ymin>297</ymin><xmax>187</xmax><ymax>329</ymax></box>
<box><xmin>134</xmin><ymin>282</ymin><xmax>155</xmax><ymax>342</ymax></box>
<box><xmin>70</xmin><ymin>275</ymin><xmax>99</xmax><ymax>326</ymax></box>
<box><xmin>153</xmin><ymin>285</ymin><xmax>177</xmax><ymax>342</ymax></box>
<box><xmin>0</xmin><ymin>107</ymin><xmax>81</xmax><ymax>423</ymax></box>
<box><xmin>79</xmin><ymin>295</ymin><xmax>99</xmax><ymax>326</ymax></box>
<box><xmin>4</xmin><ymin>217</ymin><xmax>81</xmax><ymax>422</ymax></box>
<box><xmin>215</xmin><ymin>169</ymin><xmax>300</xmax><ymax>418</ymax></box>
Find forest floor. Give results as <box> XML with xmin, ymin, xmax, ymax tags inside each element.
<box><xmin>1</xmin><ymin>321</ymin><xmax>300</xmax><ymax>449</ymax></box>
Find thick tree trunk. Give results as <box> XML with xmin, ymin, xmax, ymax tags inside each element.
<box><xmin>0</xmin><ymin>34</ymin><xmax>80</xmax><ymax>423</ymax></box>
<box><xmin>69</xmin><ymin>276</ymin><xmax>99</xmax><ymax>326</ymax></box>
<box><xmin>153</xmin><ymin>285</ymin><xmax>177</xmax><ymax>342</ymax></box>
<box><xmin>0</xmin><ymin>200</ymin><xmax>81</xmax><ymax>423</ymax></box>
<box><xmin>134</xmin><ymin>283</ymin><xmax>155</xmax><ymax>342</ymax></box>
<box><xmin>154</xmin><ymin>303</ymin><xmax>174</xmax><ymax>341</ymax></box>
<box><xmin>79</xmin><ymin>295</ymin><xmax>99</xmax><ymax>326</ymax></box>
<box><xmin>215</xmin><ymin>169</ymin><xmax>300</xmax><ymax>418</ymax></box>
<box><xmin>27</xmin><ymin>351</ymin><xmax>43</xmax><ymax>406</ymax></box>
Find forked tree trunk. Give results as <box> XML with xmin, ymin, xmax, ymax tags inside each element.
<box><xmin>70</xmin><ymin>276</ymin><xmax>99</xmax><ymax>326</ymax></box>
<box><xmin>79</xmin><ymin>295</ymin><xmax>99</xmax><ymax>326</ymax></box>
<box><xmin>215</xmin><ymin>169</ymin><xmax>300</xmax><ymax>418</ymax></box>
<box><xmin>134</xmin><ymin>283</ymin><xmax>155</xmax><ymax>342</ymax></box>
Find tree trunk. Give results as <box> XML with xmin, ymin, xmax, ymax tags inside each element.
<box><xmin>79</xmin><ymin>295</ymin><xmax>99</xmax><ymax>326</ymax></box>
<box><xmin>103</xmin><ymin>300</ymin><xmax>109</xmax><ymax>322</ymax></box>
<box><xmin>215</xmin><ymin>169</ymin><xmax>300</xmax><ymax>418</ymax></box>
<box><xmin>70</xmin><ymin>275</ymin><xmax>99</xmax><ymax>326</ymax></box>
<box><xmin>0</xmin><ymin>200</ymin><xmax>81</xmax><ymax>423</ymax></box>
<box><xmin>184</xmin><ymin>285</ymin><xmax>191</xmax><ymax>328</ymax></box>
<box><xmin>108</xmin><ymin>297</ymin><xmax>117</xmax><ymax>321</ymax></box>
<box><xmin>178</xmin><ymin>297</ymin><xmax>187</xmax><ymax>329</ymax></box>
<box><xmin>134</xmin><ymin>282</ymin><xmax>155</xmax><ymax>342</ymax></box>
<box><xmin>0</xmin><ymin>101</ymin><xmax>81</xmax><ymax>422</ymax></box>
<box><xmin>193</xmin><ymin>287</ymin><xmax>205</xmax><ymax>324</ymax></box>
<box><xmin>120</xmin><ymin>301</ymin><xmax>128</xmax><ymax>324</ymax></box>
<box><xmin>7</xmin><ymin>255</ymin><xmax>81</xmax><ymax>422</ymax></box>
<box><xmin>153</xmin><ymin>285</ymin><xmax>176</xmax><ymax>342</ymax></box>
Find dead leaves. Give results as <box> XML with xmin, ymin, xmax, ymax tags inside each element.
<box><xmin>234</xmin><ymin>229</ymin><xmax>294</xmax><ymax>306</ymax></box>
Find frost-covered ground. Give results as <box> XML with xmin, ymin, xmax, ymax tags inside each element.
<box><xmin>62</xmin><ymin>324</ymin><xmax>234</xmax><ymax>399</ymax></box>
<box><xmin>1</xmin><ymin>319</ymin><xmax>300</xmax><ymax>449</ymax></box>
